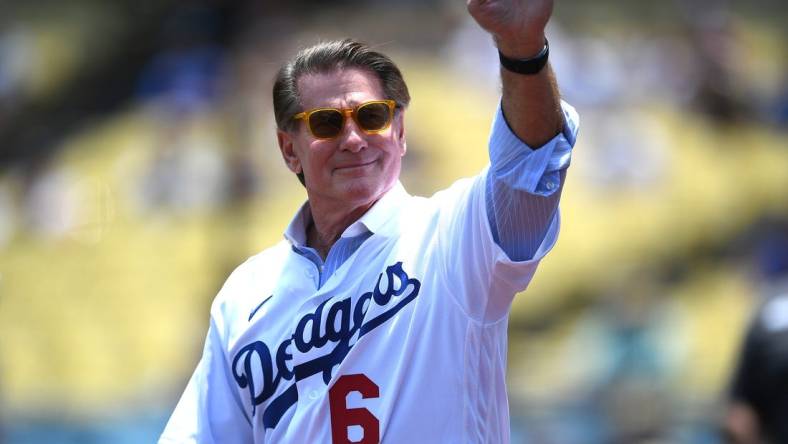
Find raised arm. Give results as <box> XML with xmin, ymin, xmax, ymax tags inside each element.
<box><xmin>468</xmin><ymin>0</ymin><xmax>563</xmax><ymax>147</ymax></box>
<box><xmin>461</xmin><ymin>0</ymin><xmax>578</xmax><ymax>267</ymax></box>
<box><xmin>419</xmin><ymin>1</ymin><xmax>577</xmax><ymax>324</ymax></box>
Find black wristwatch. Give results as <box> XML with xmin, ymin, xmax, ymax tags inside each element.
<box><xmin>498</xmin><ymin>40</ymin><xmax>549</xmax><ymax>75</ymax></box>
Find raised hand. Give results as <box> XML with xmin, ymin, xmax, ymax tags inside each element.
<box><xmin>467</xmin><ymin>0</ymin><xmax>554</xmax><ymax>58</ymax></box>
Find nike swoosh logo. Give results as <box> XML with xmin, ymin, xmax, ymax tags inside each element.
<box><xmin>248</xmin><ymin>294</ymin><xmax>273</xmax><ymax>321</ymax></box>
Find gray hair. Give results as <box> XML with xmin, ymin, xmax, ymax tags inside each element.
<box><xmin>273</xmin><ymin>39</ymin><xmax>411</xmax><ymax>133</ymax></box>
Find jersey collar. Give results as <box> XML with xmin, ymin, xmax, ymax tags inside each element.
<box><xmin>283</xmin><ymin>181</ymin><xmax>408</xmax><ymax>247</ymax></box>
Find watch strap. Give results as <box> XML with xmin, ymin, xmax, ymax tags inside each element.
<box><xmin>498</xmin><ymin>40</ymin><xmax>549</xmax><ymax>75</ymax></box>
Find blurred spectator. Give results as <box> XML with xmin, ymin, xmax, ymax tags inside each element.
<box><xmin>135</xmin><ymin>43</ymin><xmax>225</xmax><ymax>117</ymax></box>
<box><xmin>548</xmin><ymin>28</ymin><xmax>628</xmax><ymax>107</ymax></box>
<box><xmin>135</xmin><ymin>3</ymin><xmax>227</xmax><ymax>116</ymax></box>
<box><xmin>725</xmin><ymin>292</ymin><xmax>788</xmax><ymax>444</ymax></box>
<box><xmin>0</xmin><ymin>27</ymin><xmax>35</xmax><ymax>109</ymax></box>
<box><xmin>591</xmin><ymin>285</ymin><xmax>682</xmax><ymax>444</ymax></box>
<box><xmin>575</xmin><ymin>108</ymin><xmax>669</xmax><ymax>192</ymax></box>
<box><xmin>22</xmin><ymin>159</ymin><xmax>81</xmax><ymax>238</ymax></box>
<box><xmin>0</xmin><ymin>180</ymin><xmax>15</xmax><ymax>247</ymax></box>
<box><xmin>679</xmin><ymin>0</ymin><xmax>750</xmax><ymax>124</ymax></box>
<box><xmin>137</xmin><ymin>116</ymin><xmax>230</xmax><ymax>214</ymax></box>
<box><xmin>225</xmin><ymin>147</ymin><xmax>260</xmax><ymax>205</ymax></box>
<box><xmin>133</xmin><ymin>4</ymin><xmax>233</xmax><ymax>214</ymax></box>
<box><xmin>725</xmin><ymin>218</ymin><xmax>788</xmax><ymax>444</ymax></box>
<box><xmin>771</xmin><ymin>78</ymin><xmax>788</xmax><ymax>129</ymax></box>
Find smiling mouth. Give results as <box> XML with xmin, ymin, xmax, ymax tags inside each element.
<box><xmin>335</xmin><ymin>160</ymin><xmax>376</xmax><ymax>172</ymax></box>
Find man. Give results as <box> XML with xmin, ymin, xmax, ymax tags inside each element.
<box><xmin>160</xmin><ymin>0</ymin><xmax>578</xmax><ymax>442</ymax></box>
<box><xmin>725</xmin><ymin>292</ymin><xmax>788</xmax><ymax>444</ymax></box>
<box><xmin>724</xmin><ymin>220</ymin><xmax>788</xmax><ymax>444</ymax></box>
<box><xmin>722</xmin><ymin>227</ymin><xmax>788</xmax><ymax>444</ymax></box>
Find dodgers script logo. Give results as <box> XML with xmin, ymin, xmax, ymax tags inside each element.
<box><xmin>231</xmin><ymin>261</ymin><xmax>421</xmax><ymax>429</ymax></box>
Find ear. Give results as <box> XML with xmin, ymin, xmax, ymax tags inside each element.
<box><xmin>277</xmin><ymin>129</ymin><xmax>302</xmax><ymax>174</ymax></box>
<box><xmin>395</xmin><ymin>112</ymin><xmax>406</xmax><ymax>156</ymax></box>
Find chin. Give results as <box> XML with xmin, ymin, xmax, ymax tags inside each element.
<box><xmin>341</xmin><ymin>179</ymin><xmax>388</xmax><ymax>205</ymax></box>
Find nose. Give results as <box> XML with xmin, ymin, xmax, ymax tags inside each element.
<box><xmin>338</xmin><ymin>111</ymin><xmax>366</xmax><ymax>153</ymax></box>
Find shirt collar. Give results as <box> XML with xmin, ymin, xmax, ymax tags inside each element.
<box><xmin>283</xmin><ymin>181</ymin><xmax>408</xmax><ymax>247</ymax></box>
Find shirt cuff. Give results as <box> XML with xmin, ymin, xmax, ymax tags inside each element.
<box><xmin>488</xmin><ymin>100</ymin><xmax>579</xmax><ymax>196</ymax></box>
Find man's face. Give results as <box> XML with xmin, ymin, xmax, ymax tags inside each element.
<box><xmin>277</xmin><ymin>68</ymin><xmax>406</xmax><ymax>212</ymax></box>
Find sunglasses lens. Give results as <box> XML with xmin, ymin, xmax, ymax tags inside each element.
<box><xmin>308</xmin><ymin>110</ymin><xmax>344</xmax><ymax>138</ymax></box>
<box><xmin>356</xmin><ymin>102</ymin><xmax>392</xmax><ymax>132</ymax></box>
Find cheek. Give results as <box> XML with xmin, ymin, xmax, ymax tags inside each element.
<box><xmin>302</xmin><ymin>144</ymin><xmax>334</xmax><ymax>173</ymax></box>
<box><xmin>385</xmin><ymin>148</ymin><xmax>404</xmax><ymax>175</ymax></box>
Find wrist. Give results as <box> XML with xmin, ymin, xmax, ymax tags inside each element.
<box><xmin>494</xmin><ymin>32</ymin><xmax>546</xmax><ymax>59</ymax></box>
<box><xmin>498</xmin><ymin>38</ymin><xmax>549</xmax><ymax>75</ymax></box>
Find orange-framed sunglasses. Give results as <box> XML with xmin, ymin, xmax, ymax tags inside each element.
<box><xmin>293</xmin><ymin>99</ymin><xmax>396</xmax><ymax>140</ymax></box>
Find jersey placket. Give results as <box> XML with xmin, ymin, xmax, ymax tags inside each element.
<box><xmin>284</xmin><ymin>232</ymin><xmax>374</xmax><ymax>428</ymax></box>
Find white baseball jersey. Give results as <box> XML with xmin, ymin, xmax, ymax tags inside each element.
<box><xmin>161</xmin><ymin>102</ymin><xmax>578</xmax><ymax>444</ymax></box>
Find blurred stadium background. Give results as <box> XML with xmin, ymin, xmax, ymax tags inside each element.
<box><xmin>0</xmin><ymin>0</ymin><xmax>786</xmax><ymax>443</ymax></box>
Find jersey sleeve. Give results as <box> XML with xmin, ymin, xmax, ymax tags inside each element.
<box><xmin>159</xmin><ymin>283</ymin><xmax>254</xmax><ymax>443</ymax></box>
<box><xmin>432</xmin><ymin>100</ymin><xmax>578</xmax><ymax>324</ymax></box>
